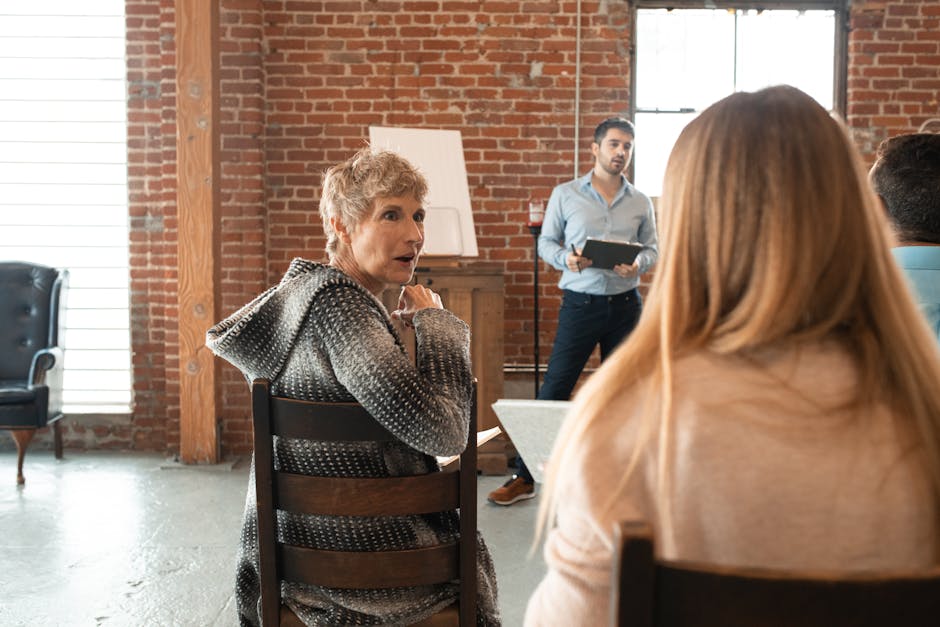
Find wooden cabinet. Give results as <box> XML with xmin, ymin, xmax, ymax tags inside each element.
<box><xmin>382</xmin><ymin>261</ymin><xmax>504</xmax><ymax>433</ymax></box>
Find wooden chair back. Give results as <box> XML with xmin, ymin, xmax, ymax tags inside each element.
<box><xmin>612</xmin><ymin>520</ymin><xmax>940</xmax><ymax>627</ymax></box>
<box><xmin>252</xmin><ymin>378</ymin><xmax>478</xmax><ymax>627</ymax></box>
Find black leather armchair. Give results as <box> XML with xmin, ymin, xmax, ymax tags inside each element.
<box><xmin>0</xmin><ymin>262</ymin><xmax>68</xmax><ymax>485</ymax></box>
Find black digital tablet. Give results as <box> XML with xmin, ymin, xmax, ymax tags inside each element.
<box><xmin>580</xmin><ymin>238</ymin><xmax>644</xmax><ymax>270</ymax></box>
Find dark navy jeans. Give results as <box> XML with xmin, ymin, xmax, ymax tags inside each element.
<box><xmin>516</xmin><ymin>288</ymin><xmax>642</xmax><ymax>483</ymax></box>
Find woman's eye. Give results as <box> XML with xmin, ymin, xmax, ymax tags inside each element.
<box><xmin>414</xmin><ymin>212</ymin><xmax>426</xmax><ymax>223</ymax></box>
<box><xmin>382</xmin><ymin>211</ymin><xmax>398</xmax><ymax>220</ymax></box>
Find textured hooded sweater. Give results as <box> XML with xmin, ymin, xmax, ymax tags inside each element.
<box><xmin>206</xmin><ymin>259</ymin><xmax>500</xmax><ymax>626</ymax></box>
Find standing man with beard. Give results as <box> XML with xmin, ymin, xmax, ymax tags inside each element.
<box><xmin>488</xmin><ymin>117</ymin><xmax>659</xmax><ymax>506</ymax></box>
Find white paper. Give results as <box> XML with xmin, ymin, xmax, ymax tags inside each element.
<box><xmin>437</xmin><ymin>426</ymin><xmax>502</xmax><ymax>467</ymax></box>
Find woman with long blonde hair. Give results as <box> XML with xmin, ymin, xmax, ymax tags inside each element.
<box><xmin>524</xmin><ymin>85</ymin><xmax>940</xmax><ymax>626</ymax></box>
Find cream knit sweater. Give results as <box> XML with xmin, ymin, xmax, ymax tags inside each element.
<box><xmin>525</xmin><ymin>344</ymin><xmax>939</xmax><ymax>626</ymax></box>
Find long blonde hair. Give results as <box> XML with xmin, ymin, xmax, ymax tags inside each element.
<box><xmin>537</xmin><ymin>85</ymin><xmax>940</xmax><ymax>542</ymax></box>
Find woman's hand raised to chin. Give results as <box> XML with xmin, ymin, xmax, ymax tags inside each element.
<box><xmin>391</xmin><ymin>284</ymin><xmax>443</xmax><ymax>328</ymax></box>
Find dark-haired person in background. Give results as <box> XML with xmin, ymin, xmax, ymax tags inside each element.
<box><xmin>488</xmin><ymin>117</ymin><xmax>658</xmax><ymax>506</ymax></box>
<box><xmin>870</xmin><ymin>132</ymin><xmax>940</xmax><ymax>341</ymax></box>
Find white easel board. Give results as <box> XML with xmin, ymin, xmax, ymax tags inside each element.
<box><xmin>369</xmin><ymin>126</ymin><xmax>478</xmax><ymax>257</ymax></box>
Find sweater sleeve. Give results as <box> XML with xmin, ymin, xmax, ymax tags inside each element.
<box><xmin>308</xmin><ymin>283</ymin><xmax>472</xmax><ymax>457</ymax></box>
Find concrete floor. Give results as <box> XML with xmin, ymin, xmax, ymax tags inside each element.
<box><xmin>0</xmin><ymin>450</ymin><xmax>545</xmax><ymax>627</ymax></box>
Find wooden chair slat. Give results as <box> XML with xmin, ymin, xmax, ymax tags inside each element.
<box><xmin>612</xmin><ymin>520</ymin><xmax>940</xmax><ymax>627</ymax></box>
<box><xmin>656</xmin><ymin>566</ymin><xmax>940</xmax><ymax>627</ymax></box>
<box><xmin>280</xmin><ymin>543</ymin><xmax>460</xmax><ymax>589</ymax></box>
<box><xmin>271</xmin><ymin>397</ymin><xmax>398</xmax><ymax>441</ymax></box>
<box><xmin>277</xmin><ymin>471</ymin><xmax>460</xmax><ymax>516</ymax></box>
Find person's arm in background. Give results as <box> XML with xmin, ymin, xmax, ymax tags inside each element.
<box><xmin>633</xmin><ymin>195</ymin><xmax>659</xmax><ymax>276</ymax></box>
<box><xmin>538</xmin><ymin>184</ymin><xmax>571</xmax><ymax>271</ymax></box>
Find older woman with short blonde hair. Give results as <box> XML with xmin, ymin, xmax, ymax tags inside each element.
<box><xmin>209</xmin><ymin>148</ymin><xmax>500</xmax><ymax>626</ymax></box>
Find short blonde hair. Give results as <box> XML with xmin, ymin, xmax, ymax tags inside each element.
<box><xmin>319</xmin><ymin>148</ymin><xmax>428</xmax><ymax>259</ymax></box>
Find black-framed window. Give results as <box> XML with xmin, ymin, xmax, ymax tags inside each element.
<box><xmin>630</xmin><ymin>1</ymin><xmax>849</xmax><ymax>197</ymax></box>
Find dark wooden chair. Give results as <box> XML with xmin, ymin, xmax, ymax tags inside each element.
<box><xmin>251</xmin><ymin>378</ymin><xmax>478</xmax><ymax>627</ymax></box>
<box><xmin>612</xmin><ymin>520</ymin><xmax>940</xmax><ymax>627</ymax></box>
<box><xmin>0</xmin><ymin>261</ymin><xmax>69</xmax><ymax>485</ymax></box>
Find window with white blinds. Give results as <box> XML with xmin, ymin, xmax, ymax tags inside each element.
<box><xmin>0</xmin><ymin>1</ymin><xmax>131</xmax><ymax>413</ymax></box>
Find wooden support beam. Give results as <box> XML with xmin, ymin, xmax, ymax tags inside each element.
<box><xmin>175</xmin><ymin>0</ymin><xmax>220</xmax><ymax>463</ymax></box>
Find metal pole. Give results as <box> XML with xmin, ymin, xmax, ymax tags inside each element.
<box><xmin>529</xmin><ymin>223</ymin><xmax>541</xmax><ymax>398</ymax></box>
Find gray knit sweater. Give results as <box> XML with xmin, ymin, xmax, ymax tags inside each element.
<box><xmin>206</xmin><ymin>259</ymin><xmax>500</xmax><ymax>626</ymax></box>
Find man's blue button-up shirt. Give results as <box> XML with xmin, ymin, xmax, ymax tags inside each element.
<box><xmin>538</xmin><ymin>171</ymin><xmax>658</xmax><ymax>295</ymax></box>
<box><xmin>893</xmin><ymin>245</ymin><xmax>940</xmax><ymax>342</ymax></box>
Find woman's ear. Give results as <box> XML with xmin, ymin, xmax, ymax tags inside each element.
<box><xmin>331</xmin><ymin>216</ymin><xmax>352</xmax><ymax>244</ymax></box>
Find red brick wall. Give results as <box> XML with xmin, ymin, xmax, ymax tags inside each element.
<box><xmin>85</xmin><ymin>0</ymin><xmax>940</xmax><ymax>456</ymax></box>
<box><xmin>125</xmin><ymin>0</ymin><xmax>176</xmax><ymax>452</ymax></box>
<box><xmin>115</xmin><ymin>0</ymin><xmax>269</xmax><ymax>455</ymax></box>
<box><xmin>216</xmin><ymin>0</ymin><xmax>268</xmax><ymax>453</ymax></box>
<box><xmin>848</xmin><ymin>0</ymin><xmax>940</xmax><ymax>156</ymax></box>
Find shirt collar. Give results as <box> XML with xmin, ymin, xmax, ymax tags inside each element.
<box><xmin>578</xmin><ymin>171</ymin><xmax>634</xmax><ymax>197</ymax></box>
<box><xmin>893</xmin><ymin>245</ymin><xmax>940</xmax><ymax>270</ymax></box>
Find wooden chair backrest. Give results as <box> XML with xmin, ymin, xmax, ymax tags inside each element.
<box><xmin>252</xmin><ymin>378</ymin><xmax>477</xmax><ymax>626</ymax></box>
<box><xmin>612</xmin><ymin>520</ymin><xmax>940</xmax><ymax>627</ymax></box>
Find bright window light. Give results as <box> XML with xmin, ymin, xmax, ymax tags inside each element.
<box><xmin>635</xmin><ymin>8</ymin><xmax>836</xmax><ymax>197</ymax></box>
<box><xmin>0</xmin><ymin>1</ymin><xmax>131</xmax><ymax>414</ymax></box>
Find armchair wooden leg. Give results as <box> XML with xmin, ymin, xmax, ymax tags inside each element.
<box><xmin>11</xmin><ymin>429</ymin><xmax>36</xmax><ymax>485</ymax></box>
<box><xmin>53</xmin><ymin>421</ymin><xmax>63</xmax><ymax>459</ymax></box>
